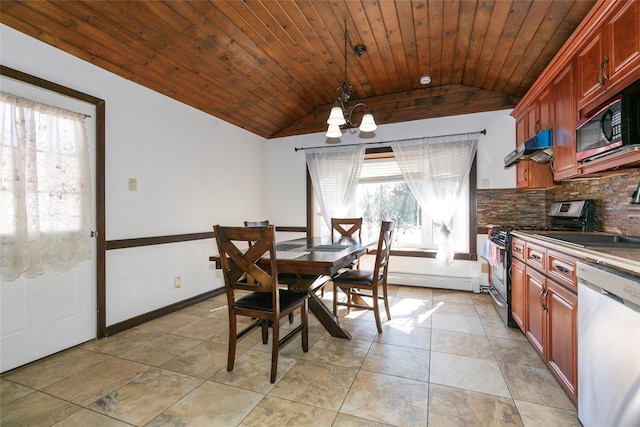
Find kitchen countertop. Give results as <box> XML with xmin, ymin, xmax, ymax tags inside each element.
<box><xmin>510</xmin><ymin>230</ymin><xmax>640</xmax><ymax>276</ymax></box>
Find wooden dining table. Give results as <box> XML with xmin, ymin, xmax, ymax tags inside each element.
<box><xmin>209</xmin><ymin>236</ymin><xmax>368</xmax><ymax>339</ymax></box>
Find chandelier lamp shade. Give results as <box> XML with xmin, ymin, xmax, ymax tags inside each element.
<box><xmin>326</xmin><ymin>22</ymin><xmax>377</xmax><ymax>138</ymax></box>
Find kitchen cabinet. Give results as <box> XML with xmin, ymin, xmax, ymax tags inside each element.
<box><xmin>510</xmin><ymin>256</ymin><xmax>526</xmax><ymax>330</ymax></box>
<box><xmin>512</xmin><ymin>0</ymin><xmax>640</xmax><ymax>179</ymax></box>
<box><xmin>511</xmin><ymin>237</ymin><xmax>526</xmax><ymax>330</ymax></box>
<box><xmin>576</xmin><ymin>0</ymin><xmax>640</xmax><ymax>115</ymax></box>
<box><xmin>546</xmin><ymin>279</ymin><xmax>578</xmax><ymax>400</ymax></box>
<box><xmin>514</xmin><ymin>101</ymin><xmax>556</xmax><ymax>189</ymax></box>
<box><xmin>525</xmin><ymin>265</ymin><xmax>546</xmax><ymax>355</ymax></box>
<box><xmin>552</xmin><ymin>63</ymin><xmax>579</xmax><ymax>180</ymax></box>
<box><xmin>512</xmin><ymin>236</ymin><xmax>579</xmax><ymax>406</ymax></box>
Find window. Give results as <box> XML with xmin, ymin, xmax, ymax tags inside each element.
<box><xmin>0</xmin><ymin>93</ymin><xmax>91</xmax><ymax>280</ymax></box>
<box><xmin>308</xmin><ymin>146</ymin><xmax>478</xmax><ymax>259</ymax></box>
<box><xmin>348</xmin><ymin>151</ymin><xmax>471</xmax><ymax>252</ymax></box>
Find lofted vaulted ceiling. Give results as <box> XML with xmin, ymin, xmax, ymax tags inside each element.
<box><xmin>0</xmin><ymin>0</ymin><xmax>596</xmax><ymax>139</ymax></box>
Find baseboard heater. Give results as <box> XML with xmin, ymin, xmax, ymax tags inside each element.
<box><xmin>387</xmin><ymin>272</ymin><xmax>480</xmax><ymax>293</ymax></box>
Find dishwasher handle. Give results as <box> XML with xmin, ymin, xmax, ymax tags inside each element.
<box><xmin>577</xmin><ymin>261</ymin><xmax>640</xmax><ymax>313</ymax></box>
<box><xmin>598</xmin><ymin>287</ymin><xmax>624</xmax><ymax>304</ymax></box>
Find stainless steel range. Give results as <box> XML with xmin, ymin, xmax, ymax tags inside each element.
<box><xmin>486</xmin><ymin>199</ymin><xmax>595</xmax><ymax>327</ymax></box>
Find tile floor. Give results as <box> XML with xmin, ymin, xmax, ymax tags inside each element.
<box><xmin>1</xmin><ymin>286</ymin><xmax>580</xmax><ymax>426</ymax></box>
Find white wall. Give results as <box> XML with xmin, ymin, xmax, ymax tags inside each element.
<box><xmin>1</xmin><ymin>25</ymin><xmax>267</xmax><ymax>325</ymax></box>
<box><xmin>266</xmin><ymin>110</ymin><xmax>516</xmax><ymax>291</ymax></box>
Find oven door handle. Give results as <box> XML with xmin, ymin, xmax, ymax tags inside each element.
<box><xmin>487</xmin><ymin>287</ymin><xmax>507</xmax><ymax>308</ymax></box>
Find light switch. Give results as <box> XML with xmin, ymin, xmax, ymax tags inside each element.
<box><xmin>128</xmin><ymin>178</ymin><xmax>137</xmax><ymax>191</ymax></box>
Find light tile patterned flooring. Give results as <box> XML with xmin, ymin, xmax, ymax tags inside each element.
<box><xmin>1</xmin><ymin>286</ymin><xmax>580</xmax><ymax>426</ymax></box>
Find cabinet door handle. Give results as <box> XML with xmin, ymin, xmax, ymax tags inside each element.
<box><xmin>597</xmin><ymin>67</ymin><xmax>604</xmax><ymax>86</ymax></box>
<box><xmin>602</xmin><ymin>57</ymin><xmax>610</xmax><ymax>82</ymax></box>
<box><xmin>539</xmin><ymin>289</ymin><xmax>549</xmax><ymax>312</ymax></box>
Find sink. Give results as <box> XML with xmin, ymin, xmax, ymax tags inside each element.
<box><xmin>543</xmin><ymin>233</ymin><xmax>640</xmax><ymax>247</ymax></box>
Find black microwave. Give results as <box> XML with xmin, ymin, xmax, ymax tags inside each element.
<box><xmin>576</xmin><ymin>92</ymin><xmax>640</xmax><ymax>162</ymax></box>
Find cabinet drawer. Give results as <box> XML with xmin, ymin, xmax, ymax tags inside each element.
<box><xmin>548</xmin><ymin>250</ymin><xmax>581</xmax><ymax>292</ymax></box>
<box><xmin>511</xmin><ymin>238</ymin><xmax>525</xmax><ymax>261</ymax></box>
<box><xmin>525</xmin><ymin>242</ymin><xmax>547</xmax><ymax>272</ymax></box>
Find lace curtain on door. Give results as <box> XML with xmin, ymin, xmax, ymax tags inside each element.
<box><xmin>305</xmin><ymin>145</ymin><xmax>365</xmax><ymax>234</ymax></box>
<box><xmin>391</xmin><ymin>132</ymin><xmax>480</xmax><ymax>265</ymax></box>
<box><xmin>0</xmin><ymin>92</ymin><xmax>91</xmax><ymax>281</ymax></box>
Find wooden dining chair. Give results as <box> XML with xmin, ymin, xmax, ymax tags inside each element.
<box><xmin>213</xmin><ymin>224</ymin><xmax>309</xmax><ymax>383</ymax></box>
<box><xmin>244</xmin><ymin>220</ymin><xmax>270</xmax><ymax>251</ymax></box>
<box><xmin>332</xmin><ymin>220</ymin><xmax>394</xmax><ymax>333</ymax></box>
<box><xmin>331</xmin><ymin>217</ymin><xmax>363</xmax><ymax>244</ymax></box>
<box><xmin>328</xmin><ymin>217</ymin><xmax>364</xmax><ymax>281</ymax></box>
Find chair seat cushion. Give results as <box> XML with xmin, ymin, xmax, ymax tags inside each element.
<box><xmin>332</xmin><ymin>269</ymin><xmax>382</xmax><ymax>285</ymax></box>
<box><xmin>236</xmin><ymin>289</ymin><xmax>308</xmax><ymax>312</ymax></box>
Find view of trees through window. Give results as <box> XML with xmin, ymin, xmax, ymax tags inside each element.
<box><xmin>357</xmin><ymin>181</ymin><xmax>421</xmax><ymax>245</ymax></box>
<box><xmin>347</xmin><ymin>155</ymin><xmax>469</xmax><ymax>251</ymax></box>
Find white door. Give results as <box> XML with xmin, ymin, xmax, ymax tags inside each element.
<box><xmin>0</xmin><ymin>76</ymin><xmax>97</xmax><ymax>373</ymax></box>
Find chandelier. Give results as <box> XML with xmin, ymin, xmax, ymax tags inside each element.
<box><xmin>326</xmin><ymin>22</ymin><xmax>377</xmax><ymax>138</ymax></box>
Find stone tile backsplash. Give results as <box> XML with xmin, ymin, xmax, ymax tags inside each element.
<box><xmin>478</xmin><ymin>169</ymin><xmax>640</xmax><ymax>236</ymax></box>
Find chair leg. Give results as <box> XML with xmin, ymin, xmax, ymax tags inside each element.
<box><xmin>332</xmin><ymin>281</ymin><xmax>338</xmax><ymax>316</ymax></box>
<box><xmin>227</xmin><ymin>314</ymin><xmax>237</xmax><ymax>372</ymax></box>
<box><xmin>261</xmin><ymin>320</ymin><xmax>269</xmax><ymax>344</ymax></box>
<box><xmin>301</xmin><ymin>301</ymin><xmax>309</xmax><ymax>352</ymax></box>
<box><xmin>383</xmin><ymin>282</ymin><xmax>391</xmax><ymax>321</ymax></box>
<box><xmin>372</xmin><ymin>288</ymin><xmax>383</xmax><ymax>333</ymax></box>
<box><xmin>270</xmin><ymin>317</ymin><xmax>279</xmax><ymax>383</ymax></box>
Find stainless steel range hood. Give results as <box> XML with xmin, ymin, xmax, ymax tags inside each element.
<box><xmin>504</xmin><ymin>129</ymin><xmax>554</xmax><ymax>168</ymax></box>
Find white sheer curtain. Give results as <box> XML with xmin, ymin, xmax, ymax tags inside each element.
<box><xmin>0</xmin><ymin>92</ymin><xmax>91</xmax><ymax>281</ymax></box>
<box><xmin>305</xmin><ymin>144</ymin><xmax>365</xmax><ymax>233</ymax></box>
<box><xmin>391</xmin><ymin>132</ymin><xmax>480</xmax><ymax>265</ymax></box>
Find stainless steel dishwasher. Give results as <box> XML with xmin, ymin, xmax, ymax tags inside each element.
<box><xmin>577</xmin><ymin>261</ymin><xmax>640</xmax><ymax>427</ymax></box>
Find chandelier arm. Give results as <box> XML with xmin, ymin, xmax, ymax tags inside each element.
<box><xmin>344</xmin><ymin>102</ymin><xmax>368</xmax><ymax>127</ymax></box>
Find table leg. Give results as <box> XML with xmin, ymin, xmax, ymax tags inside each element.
<box><xmin>308</xmin><ymin>291</ymin><xmax>352</xmax><ymax>339</ymax></box>
<box><xmin>280</xmin><ymin>274</ymin><xmax>352</xmax><ymax>340</ymax></box>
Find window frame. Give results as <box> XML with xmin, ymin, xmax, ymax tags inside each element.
<box><xmin>306</xmin><ymin>146</ymin><xmax>478</xmax><ymax>261</ymax></box>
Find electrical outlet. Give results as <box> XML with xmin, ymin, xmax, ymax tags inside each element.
<box><xmin>174</xmin><ymin>277</ymin><xmax>181</xmax><ymax>288</ymax></box>
<box><xmin>128</xmin><ymin>178</ymin><xmax>137</xmax><ymax>191</ymax></box>
<box><xmin>481</xmin><ymin>263</ymin><xmax>489</xmax><ymax>273</ymax></box>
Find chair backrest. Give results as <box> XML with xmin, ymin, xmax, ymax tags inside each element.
<box><xmin>214</xmin><ymin>225</ymin><xmax>278</xmax><ymax>296</ymax></box>
<box><xmin>331</xmin><ymin>217</ymin><xmax>363</xmax><ymax>243</ymax></box>
<box><xmin>244</xmin><ymin>220</ymin><xmax>270</xmax><ymax>249</ymax></box>
<box><xmin>373</xmin><ymin>221</ymin><xmax>394</xmax><ymax>273</ymax></box>
<box><xmin>244</xmin><ymin>220</ymin><xmax>269</xmax><ymax>227</ymax></box>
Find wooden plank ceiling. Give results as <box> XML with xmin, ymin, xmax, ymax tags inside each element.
<box><xmin>0</xmin><ymin>0</ymin><xmax>596</xmax><ymax>139</ymax></box>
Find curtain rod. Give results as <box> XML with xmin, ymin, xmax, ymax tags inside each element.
<box><xmin>294</xmin><ymin>129</ymin><xmax>486</xmax><ymax>152</ymax></box>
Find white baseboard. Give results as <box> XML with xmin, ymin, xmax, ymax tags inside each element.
<box><xmin>387</xmin><ymin>272</ymin><xmax>481</xmax><ymax>293</ymax></box>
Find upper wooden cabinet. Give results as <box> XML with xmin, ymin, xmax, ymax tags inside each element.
<box><xmin>513</xmin><ymin>87</ymin><xmax>555</xmax><ymax>189</ymax></box>
<box><xmin>553</xmin><ymin>63</ymin><xmax>579</xmax><ymax>180</ymax></box>
<box><xmin>576</xmin><ymin>0</ymin><xmax>640</xmax><ymax>115</ymax></box>
<box><xmin>513</xmin><ymin>0</ymin><xmax>640</xmax><ymax>180</ymax></box>
<box><xmin>514</xmin><ymin>103</ymin><xmax>555</xmax><ymax>189</ymax></box>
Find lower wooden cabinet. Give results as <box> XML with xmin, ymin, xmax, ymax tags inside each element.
<box><xmin>525</xmin><ymin>266</ymin><xmax>546</xmax><ymax>356</ymax></box>
<box><xmin>546</xmin><ymin>279</ymin><xmax>578</xmax><ymax>400</ymax></box>
<box><xmin>510</xmin><ymin>236</ymin><xmax>579</xmax><ymax>407</ymax></box>
<box><xmin>511</xmin><ymin>257</ymin><xmax>526</xmax><ymax>330</ymax></box>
